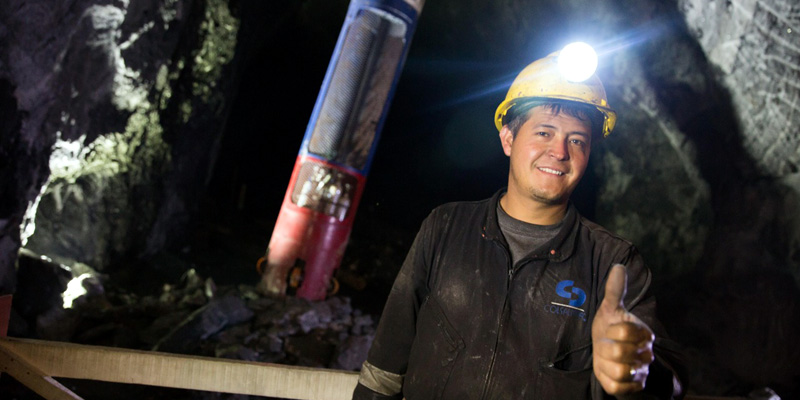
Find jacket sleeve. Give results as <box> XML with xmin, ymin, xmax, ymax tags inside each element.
<box><xmin>352</xmin><ymin>210</ymin><xmax>439</xmax><ymax>400</ymax></box>
<box><xmin>352</xmin><ymin>381</ymin><xmax>403</xmax><ymax>400</ymax></box>
<box><xmin>593</xmin><ymin>246</ymin><xmax>687</xmax><ymax>400</ymax></box>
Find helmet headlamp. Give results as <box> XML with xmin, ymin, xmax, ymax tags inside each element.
<box><xmin>557</xmin><ymin>42</ymin><xmax>598</xmax><ymax>83</ymax></box>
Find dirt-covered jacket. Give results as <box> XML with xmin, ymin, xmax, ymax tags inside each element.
<box><xmin>353</xmin><ymin>190</ymin><xmax>684</xmax><ymax>400</ymax></box>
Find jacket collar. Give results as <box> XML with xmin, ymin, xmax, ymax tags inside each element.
<box><xmin>481</xmin><ymin>188</ymin><xmax>580</xmax><ymax>262</ymax></box>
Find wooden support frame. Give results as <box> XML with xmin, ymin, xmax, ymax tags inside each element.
<box><xmin>0</xmin><ymin>341</ymin><xmax>82</xmax><ymax>399</ymax></box>
<box><xmin>0</xmin><ymin>337</ymin><xmax>358</xmax><ymax>400</ymax></box>
<box><xmin>0</xmin><ymin>337</ymin><xmax>755</xmax><ymax>400</ymax></box>
<box><xmin>0</xmin><ymin>297</ymin><xmax>749</xmax><ymax>400</ymax></box>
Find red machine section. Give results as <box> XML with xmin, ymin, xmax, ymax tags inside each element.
<box><xmin>260</xmin><ymin>156</ymin><xmax>365</xmax><ymax>300</ymax></box>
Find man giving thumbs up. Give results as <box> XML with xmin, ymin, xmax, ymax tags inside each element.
<box><xmin>353</xmin><ymin>51</ymin><xmax>686</xmax><ymax>400</ymax></box>
<box><xmin>593</xmin><ymin>264</ymin><xmax>656</xmax><ymax>395</ymax></box>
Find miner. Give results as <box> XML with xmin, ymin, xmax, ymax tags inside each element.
<box><xmin>352</xmin><ymin>45</ymin><xmax>685</xmax><ymax>399</ymax></box>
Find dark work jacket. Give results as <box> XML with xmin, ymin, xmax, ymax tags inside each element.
<box><xmin>354</xmin><ymin>191</ymin><xmax>685</xmax><ymax>400</ymax></box>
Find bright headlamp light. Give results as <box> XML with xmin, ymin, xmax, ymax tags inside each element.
<box><xmin>557</xmin><ymin>42</ymin><xmax>598</xmax><ymax>83</ymax></box>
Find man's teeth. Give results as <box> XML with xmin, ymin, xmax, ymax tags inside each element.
<box><xmin>539</xmin><ymin>167</ymin><xmax>564</xmax><ymax>176</ymax></box>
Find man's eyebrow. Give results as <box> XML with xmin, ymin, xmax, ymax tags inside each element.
<box><xmin>533</xmin><ymin>123</ymin><xmax>590</xmax><ymax>138</ymax></box>
<box><xmin>569</xmin><ymin>131</ymin><xmax>590</xmax><ymax>138</ymax></box>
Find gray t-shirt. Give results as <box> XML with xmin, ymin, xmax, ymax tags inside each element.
<box><xmin>496</xmin><ymin>200</ymin><xmax>565</xmax><ymax>267</ymax></box>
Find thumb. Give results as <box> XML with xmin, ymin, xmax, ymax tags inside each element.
<box><xmin>601</xmin><ymin>264</ymin><xmax>628</xmax><ymax>313</ymax></box>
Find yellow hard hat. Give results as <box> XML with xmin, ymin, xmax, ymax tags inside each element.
<box><xmin>494</xmin><ymin>51</ymin><xmax>617</xmax><ymax>137</ymax></box>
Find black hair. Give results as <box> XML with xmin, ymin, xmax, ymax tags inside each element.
<box><xmin>503</xmin><ymin>98</ymin><xmax>605</xmax><ymax>141</ymax></box>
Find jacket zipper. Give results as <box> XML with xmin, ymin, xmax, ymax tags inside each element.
<box><xmin>480</xmin><ymin>241</ymin><xmax>514</xmax><ymax>399</ymax></box>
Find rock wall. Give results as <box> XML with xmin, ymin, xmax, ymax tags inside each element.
<box><xmin>676</xmin><ymin>0</ymin><xmax>800</xmax><ymax>278</ymax></box>
<box><xmin>0</xmin><ymin>0</ymin><xmax>241</xmax><ymax>290</ymax></box>
<box><xmin>681</xmin><ymin>0</ymin><xmax>800</xmax><ymax>177</ymax></box>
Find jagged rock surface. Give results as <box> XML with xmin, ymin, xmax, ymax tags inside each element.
<box><xmin>0</xmin><ymin>0</ymin><xmax>241</xmax><ymax>286</ymax></box>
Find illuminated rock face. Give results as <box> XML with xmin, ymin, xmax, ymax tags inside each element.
<box><xmin>0</xmin><ymin>0</ymin><xmax>240</xmax><ymax>281</ymax></box>
<box><xmin>680</xmin><ymin>0</ymin><xmax>800</xmax><ymax>177</ymax></box>
<box><xmin>675</xmin><ymin>0</ymin><xmax>800</xmax><ymax>277</ymax></box>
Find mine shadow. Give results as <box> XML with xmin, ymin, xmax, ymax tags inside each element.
<box><xmin>640</xmin><ymin>8</ymin><xmax>800</xmax><ymax>398</ymax></box>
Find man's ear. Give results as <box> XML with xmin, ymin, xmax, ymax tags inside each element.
<box><xmin>499</xmin><ymin>125</ymin><xmax>514</xmax><ymax>157</ymax></box>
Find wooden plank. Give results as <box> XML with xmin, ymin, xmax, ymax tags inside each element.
<box><xmin>0</xmin><ymin>342</ymin><xmax>83</xmax><ymax>400</ymax></box>
<box><xmin>0</xmin><ymin>338</ymin><xmax>754</xmax><ymax>400</ymax></box>
<box><xmin>0</xmin><ymin>337</ymin><xmax>359</xmax><ymax>400</ymax></box>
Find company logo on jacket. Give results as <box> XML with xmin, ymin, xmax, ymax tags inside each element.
<box><xmin>544</xmin><ymin>280</ymin><xmax>587</xmax><ymax>321</ymax></box>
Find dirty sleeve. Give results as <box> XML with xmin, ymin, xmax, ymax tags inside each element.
<box><xmin>352</xmin><ymin>210</ymin><xmax>439</xmax><ymax>399</ymax></box>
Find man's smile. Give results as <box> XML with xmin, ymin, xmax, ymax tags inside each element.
<box><xmin>538</xmin><ymin>166</ymin><xmax>565</xmax><ymax>176</ymax></box>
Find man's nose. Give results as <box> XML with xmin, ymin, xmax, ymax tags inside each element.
<box><xmin>549</xmin><ymin>139</ymin><xmax>569</xmax><ymax>160</ymax></box>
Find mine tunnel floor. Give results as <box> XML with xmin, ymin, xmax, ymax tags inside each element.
<box><xmin>1</xmin><ymin>209</ymin><xmax>414</xmax><ymax>399</ymax></box>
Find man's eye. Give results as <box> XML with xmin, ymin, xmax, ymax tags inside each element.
<box><xmin>536</xmin><ymin>131</ymin><xmax>549</xmax><ymax>136</ymax></box>
<box><xmin>571</xmin><ymin>139</ymin><xmax>586</xmax><ymax>146</ymax></box>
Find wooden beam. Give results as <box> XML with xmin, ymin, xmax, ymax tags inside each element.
<box><xmin>0</xmin><ymin>341</ymin><xmax>83</xmax><ymax>400</ymax></box>
<box><xmin>0</xmin><ymin>337</ymin><xmax>358</xmax><ymax>400</ymax></box>
<box><xmin>2</xmin><ymin>337</ymin><xmax>752</xmax><ymax>400</ymax></box>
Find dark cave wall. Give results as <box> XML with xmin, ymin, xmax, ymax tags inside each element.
<box><xmin>0</xmin><ymin>0</ymin><xmax>242</xmax><ymax>286</ymax></box>
<box><xmin>676</xmin><ymin>0</ymin><xmax>800</xmax><ymax>280</ymax></box>
<box><xmin>0</xmin><ymin>78</ymin><xmax>29</xmax><ymax>295</ymax></box>
<box><xmin>661</xmin><ymin>0</ymin><xmax>800</xmax><ymax>394</ymax></box>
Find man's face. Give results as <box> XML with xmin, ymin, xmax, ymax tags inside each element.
<box><xmin>499</xmin><ymin>105</ymin><xmax>592</xmax><ymax>206</ymax></box>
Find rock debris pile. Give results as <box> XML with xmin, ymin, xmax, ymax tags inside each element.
<box><xmin>10</xmin><ymin>254</ymin><xmax>376</xmax><ymax>373</ymax></box>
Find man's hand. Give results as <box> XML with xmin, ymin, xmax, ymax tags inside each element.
<box><xmin>592</xmin><ymin>264</ymin><xmax>655</xmax><ymax>395</ymax></box>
